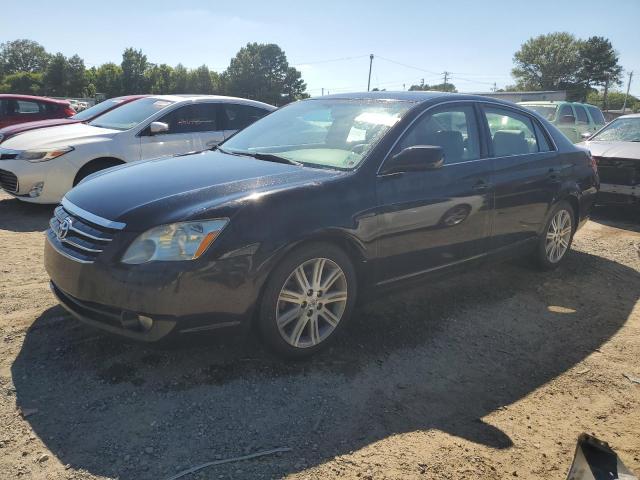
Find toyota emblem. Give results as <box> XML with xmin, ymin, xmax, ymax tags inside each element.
<box><xmin>57</xmin><ymin>217</ymin><xmax>72</xmax><ymax>240</ymax></box>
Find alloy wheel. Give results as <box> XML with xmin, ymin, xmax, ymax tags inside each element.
<box><xmin>545</xmin><ymin>209</ymin><xmax>572</xmax><ymax>263</ymax></box>
<box><xmin>276</xmin><ymin>257</ymin><xmax>348</xmax><ymax>348</ymax></box>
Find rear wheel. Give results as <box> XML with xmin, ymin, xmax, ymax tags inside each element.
<box><xmin>258</xmin><ymin>243</ymin><xmax>356</xmax><ymax>358</ymax></box>
<box><xmin>533</xmin><ymin>201</ymin><xmax>575</xmax><ymax>270</ymax></box>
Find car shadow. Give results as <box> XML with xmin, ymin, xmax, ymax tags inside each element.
<box><xmin>0</xmin><ymin>196</ymin><xmax>54</xmax><ymax>232</ymax></box>
<box><xmin>11</xmin><ymin>250</ymin><xmax>638</xmax><ymax>479</ymax></box>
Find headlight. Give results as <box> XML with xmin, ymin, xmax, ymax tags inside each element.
<box><xmin>16</xmin><ymin>146</ymin><xmax>74</xmax><ymax>162</ymax></box>
<box><xmin>121</xmin><ymin>219</ymin><xmax>229</xmax><ymax>264</ymax></box>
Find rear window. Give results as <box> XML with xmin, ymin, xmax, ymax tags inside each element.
<box><xmin>521</xmin><ymin>104</ymin><xmax>557</xmax><ymax>121</ymax></box>
<box><xmin>586</xmin><ymin>106</ymin><xmax>605</xmax><ymax>125</ymax></box>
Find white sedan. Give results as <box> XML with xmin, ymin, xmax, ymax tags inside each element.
<box><xmin>0</xmin><ymin>95</ymin><xmax>275</xmax><ymax>203</ymax></box>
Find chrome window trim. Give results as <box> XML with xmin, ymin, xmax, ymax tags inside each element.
<box><xmin>377</xmin><ymin>99</ymin><xmax>559</xmax><ymax>175</ymax></box>
<box><xmin>61</xmin><ymin>197</ymin><xmax>126</xmax><ymax>230</ymax></box>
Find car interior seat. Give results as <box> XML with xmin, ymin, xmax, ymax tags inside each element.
<box><xmin>493</xmin><ymin>130</ymin><xmax>529</xmax><ymax>156</ymax></box>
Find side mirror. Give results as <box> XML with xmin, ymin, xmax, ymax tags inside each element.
<box><xmin>559</xmin><ymin>115</ymin><xmax>576</xmax><ymax>125</ymax></box>
<box><xmin>149</xmin><ymin>121</ymin><xmax>169</xmax><ymax>135</ymax></box>
<box><xmin>580</xmin><ymin>131</ymin><xmax>592</xmax><ymax>140</ymax></box>
<box><xmin>381</xmin><ymin>145</ymin><xmax>444</xmax><ymax>175</ymax></box>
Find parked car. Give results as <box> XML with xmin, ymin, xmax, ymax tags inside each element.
<box><xmin>0</xmin><ymin>94</ymin><xmax>75</xmax><ymax>129</ymax></box>
<box><xmin>0</xmin><ymin>95</ymin><xmax>148</xmax><ymax>144</ymax></box>
<box><xmin>519</xmin><ymin>101</ymin><xmax>606</xmax><ymax>143</ymax></box>
<box><xmin>44</xmin><ymin>92</ymin><xmax>598</xmax><ymax>357</ymax></box>
<box><xmin>579</xmin><ymin>113</ymin><xmax>640</xmax><ymax>207</ymax></box>
<box><xmin>0</xmin><ymin>95</ymin><xmax>275</xmax><ymax>203</ymax></box>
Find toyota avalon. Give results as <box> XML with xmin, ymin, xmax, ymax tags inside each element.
<box><xmin>44</xmin><ymin>92</ymin><xmax>598</xmax><ymax>357</ymax></box>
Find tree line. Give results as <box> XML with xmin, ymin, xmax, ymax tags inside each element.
<box><xmin>0</xmin><ymin>39</ymin><xmax>308</xmax><ymax>106</ymax></box>
<box><xmin>508</xmin><ymin>32</ymin><xmax>636</xmax><ymax>110</ymax></box>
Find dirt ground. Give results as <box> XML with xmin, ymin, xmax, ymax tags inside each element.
<box><xmin>0</xmin><ymin>190</ymin><xmax>639</xmax><ymax>480</ymax></box>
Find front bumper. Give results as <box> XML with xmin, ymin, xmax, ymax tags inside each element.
<box><xmin>45</xmin><ymin>232</ymin><xmax>260</xmax><ymax>341</ymax></box>
<box><xmin>0</xmin><ymin>158</ymin><xmax>75</xmax><ymax>204</ymax></box>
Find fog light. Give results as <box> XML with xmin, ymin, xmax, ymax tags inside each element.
<box><xmin>138</xmin><ymin>315</ymin><xmax>153</xmax><ymax>331</ymax></box>
<box><xmin>28</xmin><ymin>182</ymin><xmax>44</xmax><ymax>198</ymax></box>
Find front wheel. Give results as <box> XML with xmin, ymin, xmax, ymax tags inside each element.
<box><xmin>533</xmin><ymin>201</ymin><xmax>575</xmax><ymax>270</ymax></box>
<box><xmin>258</xmin><ymin>243</ymin><xmax>357</xmax><ymax>358</ymax></box>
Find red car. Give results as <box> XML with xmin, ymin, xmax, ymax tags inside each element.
<box><xmin>0</xmin><ymin>95</ymin><xmax>75</xmax><ymax>129</ymax></box>
<box><xmin>0</xmin><ymin>95</ymin><xmax>148</xmax><ymax>144</ymax></box>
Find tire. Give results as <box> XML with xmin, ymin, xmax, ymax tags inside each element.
<box><xmin>533</xmin><ymin>201</ymin><xmax>575</xmax><ymax>270</ymax></box>
<box><xmin>258</xmin><ymin>242</ymin><xmax>357</xmax><ymax>358</ymax></box>
<box><xmin>74</xmin><ymin>159</ymin><xmax>122</xmax><ymax>186</ymax></box>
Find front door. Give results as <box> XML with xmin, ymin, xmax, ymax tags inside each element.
<box><xmin>139</xmin><ymin>104</ymin><xmax>198</xmax><ymax>159</ymax></box>
<box><xmin>220</xmin><ymin>103</ymin><xmax>271</xmax><ymax>140</ymax></box>
<box><xmin>375</xmin><ymin>103</ymin><xmax>494</xmax><ymax>283</ymax></box>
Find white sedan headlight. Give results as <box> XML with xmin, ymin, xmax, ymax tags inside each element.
<box><xmin>16</xmin><ymin>146</ymin><xmax>74</xmax><ymax>162</ymax></box>
<box><xmin>121</xmin><ymin>219</ymin><xmax>229</xmax><ymax>264</ymax></box>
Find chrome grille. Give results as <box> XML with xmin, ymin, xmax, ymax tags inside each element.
<box><xmin>47</xmin><ymin>200</ymin><xmax>124</xmax><ymax>263</ymax></box>
<box><xmin>0</xmin><ymin>169</ymin><xmax>18</xmax><ymax>192</ymax></box>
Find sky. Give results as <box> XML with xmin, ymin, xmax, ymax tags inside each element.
<box><xmin>3</xmin><ymin>0</ymin><xmax>639</xmax><ymax>97</ymax></box>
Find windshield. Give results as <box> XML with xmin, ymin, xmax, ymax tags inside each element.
<box><xmin>591</xmin><ymin>117</ymin><xmax>640</xmax><ymax>142</ymax></box>
<box><xmin>521</xmin><ymin>104</ymin><xmax>558</xmax><ymax>121</ymax></box>
<box><xmin>72</xmin><ymin>98</ymin><xmax>131</xmax><ymax>121</ymax></box>
<box><xmin>89</xmin><ymin>97</ymin><xmax>174</xmax><ymax>131</ymax></box>
<box><xmin>221</xmin><ymin>99</ymin><xmax>413</xmax><ymax>170</ymax></box>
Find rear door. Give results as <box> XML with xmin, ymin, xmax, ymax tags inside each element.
<box><xmin>556</xmin><ymin>104</ymin><xmax>579</xmax><ymax>142</ymax></box>
<box><xmin>480</xmin><ymin>104</ymin><xmax>561</xmax><ymax>249</ymax></box>
<box><xmin>375</xmin><ymin>102</ymin><xmax>494</xmax><ymax>282</ymax></box>
<box><xmin>139</xmin><ymin>104</ymin><xmax>198</xmax><ymax>160</ymax></box>
<box><xmin>573</xmin><ymin>104</ymin><xmax>592</xmax><ymax>140</ymax></box>
<box><xmin>220</xmin><ymin>104</ymin><xmax>270</xmax><ymax>139</ymax></box>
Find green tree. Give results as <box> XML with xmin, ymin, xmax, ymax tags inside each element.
<box><xmin>223</xmin><ymin>43</ymin><xmax>307</xmax><ymax>105</ymax></box>
<box><xmin>172</xmin><ymin>64</ymin><xmax>189</xmax><ymax>93</ymax></box>
<box><xmin>0</xmin><ymin>72</ymin><xmax>43</xmax><ymax>94</ymax></box>
<box><xmin>94</xmin><ymin>63</ymin><xmax>123</xmax><ymax>97</ymax></box>
<box><xmin>67</xmin><ymin>54</ymin><xmax>87</xmax><ymax>97</ymax></box>
<box><xmin>512</xmin><ymin>32</ymin><xmax>581</xmax><ymax>91</ymax></box>
<box><xmin>121</xmin><ymin>48</ymin><xmax>148</xmax><ymax>94</ymax></box>
<box><xmin>42</xmin><ymin>53</ymin><xmax>69</xmax><ymax>96</ymax></box>
<box><xmin>408</xmin><ymin>82</ymin><xmax>457</xmax><ymax>93</ymax></box>
<box><xmin>146</xmin><ymin>64</ymin><xmax>174</xmax><ymax>94</ymax></box>
<box><xmin>0</xmin><ymin>39</ymin><xmax>50</xmax><ymax>74</ymax></box>
<box><xmin>587</xmin><ymin>90</ymin><xmax>638</xmax><ymax>111</ymax></box>
<box><xmin>578</xmin><ymin>37</ymin><xmax>622</xmax><ymax>90</ymax></box>
<box><xmin>188</xmin><ymin>65</ymin><xmax>218</xmax><ymax>94</ymax></box>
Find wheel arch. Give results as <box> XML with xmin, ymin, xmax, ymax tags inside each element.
<box><xmin>73</xmin><ymin>156</ymin><xmax>125</xmax><ymax>186</ymax></box>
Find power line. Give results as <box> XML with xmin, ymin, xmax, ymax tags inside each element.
<box><xmin>292</xmin><ymin>55</ymin><xmax>369</xmax><ymax>67</ymax></box>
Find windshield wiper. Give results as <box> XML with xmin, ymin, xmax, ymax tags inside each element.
<box><xmin>216</xmin><ymin>147</ymin><xmax>302</xmax><ymax>166</ymax></box>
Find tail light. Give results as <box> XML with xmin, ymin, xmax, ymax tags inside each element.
<box><xmin>64</xmin><ymin>106</ymin><xmax>76</xmax><ymax>117</ymax></box>
<box><xmin>587</xmin><ymin>151</ymin><xmax>598</xmax><ymax>174</ymax></box>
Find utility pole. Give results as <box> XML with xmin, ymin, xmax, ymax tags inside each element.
<box><xmin>443</xmin><ymin>71</ymin><xmax>450</xmax><ymax>91</ymax></box>
<box><xmin>492</xmin><ymin>82</ymin><xmax>497</xmax><ymax>92</ymax></box>
<box><xmin>603</xmin><ymin>74</ymin><xmax>610</xmax><ymax>112</ymax></box>
<box><xmin>321</xmin><ymin>88</ymin><xmax>324</xmax><ymax>96</ymax></box>
<box><xmin>403</xmin><ymin>83</ymin><xmax>406</xmax><ymax>91</ymax></box>
<box><xmin>367</xmin><ymin>54</ymin><xmax>374</xmax><ymax>92</ymax></box>
<box><xmin>622</xmin><ymin>71</ymin><xmax>634</xmax><ymax>113</ymax></box>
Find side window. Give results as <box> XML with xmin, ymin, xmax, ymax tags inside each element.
<box><xmin>483</xmin><ymin>107</ymin><xmax>539</xmax><ymax>156</ymax></box>
<box><xmin>221</xmin><ymin>104</ymin><xmax>269</xmax><ymax>131</ymax></box>
<box><xmin>157</xmin><ymin>104</ymin><xmax>218</xmax><ymax>134</ymax></box>
<box><xmin>533</xmin><ymin>121</ymin><xmax>553</xmax><ymax>152</ymax></box>
<box><xmin>587</xmin><ymin>106</ymin><xmax>605</xmax><ymax>125</ymax></box>
<box><xmin>0</xmin><ymin>100</ymin><xmax>7</xmax><ymax>117</ymax></box>
<box><xmin>558</xmin><ymin>104</ymin><xmax>575</xmax><ymax>124</ymax></box>
<box><xmin>574</xmin><ymin>105</ymin><xmax>589</xmax><ymax>124</ymax></box>
<box><xmin>43</xmin><ymin>102</ymin><xmax>60</xmax><ymax>113</ymax></box>
<box><xmin>396</xmin><ymin>104</ymin><xmax>480</xmax><ymax>165</ymax></box>
<box><xmin>16</xmin><ymin>100</ymin><xmax>41</xmax><ymax>114</ymax></box>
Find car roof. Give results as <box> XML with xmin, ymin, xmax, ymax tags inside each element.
<box><xmin>315</xmin><ymin>90</ymin><xmax>526</xmax><ymax>109</ymax></box>
<box><xmin>618</xmin><ymin>113</ymin><xmax>640</xmax><ymax>119</ymax></box>
<box><xmin>519</xmin><ymin>100</ymin><xmax>601</xmax><ymax>109</ymax></box>
<box><xmin>0</xmin><ymin>94</ymin><xmax>69</xmax><ymax>105</ymax></box>
<box><xmin>145</xmin><ymin>94</ymin><xmax>276</xmax><ymax>110</ymax></box>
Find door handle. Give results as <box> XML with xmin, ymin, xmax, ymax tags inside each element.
<box><xmin>472</xmin><ymin>180</ymin><xmax>492</xmax><ymax>192</ymax></box>
<box><xmin>548</xmin><ymin>168</ymin><xmax>560</xmax><ymax>181</ymax></box>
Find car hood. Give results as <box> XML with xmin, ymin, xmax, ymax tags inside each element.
<box><xmin>65</xmin><ymin>150</ymin><xmax>344</xmax><ymax>226</ymax></box>
<box><xmin>0</xmin><ymin>122</ymin><xmax>120</xmax><ymax>150</ymax></box>
<box><xmin>0</xmin><ymin>118</ymin><xmax>81</xmax><ymax>141</ymax></box>
<box><xmin>580</xmin><ymin>140</ymin><xmax>640</xmax><ymax>160</ymax></box>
